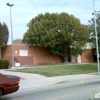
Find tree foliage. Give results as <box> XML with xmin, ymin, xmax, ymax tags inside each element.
<box><xmin>88</xmin><ymin>11</ymin><xmax>100</xmax><ymax>47</ymax></box>
<box><xmin>0</xmin><ymin>22</ymin><xmax>9</xmax><ymax>47</ymax></box>
<box><xmin>23</xmin><ymin>12</ymin><xmax>90</xmax><ymax>57</ymax></box>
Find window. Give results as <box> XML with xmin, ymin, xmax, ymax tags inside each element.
<box><xmin>19</xmin><ymin>50</ymin><xmax>28</xmax><ymax>56</ymax></box>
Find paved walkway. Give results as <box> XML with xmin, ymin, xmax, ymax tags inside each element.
<box><xmin>0</xmin><ymin>69</ymin><xmax>100</xmax><ymax>90</ymax></box>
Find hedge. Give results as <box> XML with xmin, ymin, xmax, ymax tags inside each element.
<box><xmin>0</xmin><ymin>59</ymin><xmax>9</xmax><ymax>69</ymax></box>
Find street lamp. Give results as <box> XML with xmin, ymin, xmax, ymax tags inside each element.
<box><xmin>93</xmin><ymin>0</ymin><xmax>100</xmax><ymax>75</ymax></box>
<box><xmin>6</xmin><ymin>3</ymin><xmax>15</xmax><ymax>69</ymax></box>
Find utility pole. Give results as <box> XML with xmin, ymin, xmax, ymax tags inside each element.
<box><xmin>93</xmin><ymin>0</ymin><xmax>100</xmax><ymax>75</ymax></box>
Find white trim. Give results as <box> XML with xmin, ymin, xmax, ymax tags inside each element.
<box><xmin>71</xmin><ymin>55</ymin><xmax>75</xmax><ymax>62</ymax></box>
<box><xmin>77</xmin><ymin>55</ymin><xmax>81</xmax><ymax>63</ymax></box>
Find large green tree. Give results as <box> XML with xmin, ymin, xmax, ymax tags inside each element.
<box><xmin>0</xmin><ymin>22</ymin><xmax>9</xmax><ymax>58</ymax></box>
<box><xmin>23</xmin><ymin>12</ymin><xmax>90</xmax><ymax>57</ymax></box>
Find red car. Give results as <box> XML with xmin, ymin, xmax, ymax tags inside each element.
<box><xmin>0</xmin><ymin>73</ymin><xmax>20</xmax><ymax>97</ymax></box>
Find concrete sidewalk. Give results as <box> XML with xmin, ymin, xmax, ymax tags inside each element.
<box><xmin>0</xmin><ymin>69</ymin><xmax>100</xmax><ymax>90</ymax></box>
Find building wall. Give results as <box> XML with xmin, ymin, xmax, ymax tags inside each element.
<box><xmin>75</xmin><ymin>43</ymin><xmax>94</xmax><ymax>63</ymax></box>
<box><xmin>81</xmin><ymin>43</ymin><xmax>94</xmax><ymax>63</ymax></box>
<box><xmin>74</xmin><ymin>50</ymin><xmax>94</xmax><ymax>63</ymax></box>
<box><xmin>1</xmin><ymin>42</ymin><xmax>94</xmax><ymax>67</ymax></box>
<box><xmin>1</xmin><ymin>44</ymin><xmax>63</xmax><ymax>67</ymax></box>
<box><xmin>81</xmin><ymin>49</ymin><xmax>94</xmax><ymax>63</ymax></box>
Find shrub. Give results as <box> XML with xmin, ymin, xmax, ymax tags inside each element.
<box><xmin>0</xmin><ymin>59</ymin><xmax>9</xmax><ymax>69</ymax></box>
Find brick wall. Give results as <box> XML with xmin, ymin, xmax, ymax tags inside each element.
<box><xmin>1</xmin><ymin>44</ymin><xmax>94</xmax><ymax>66</ymax></box>
<box><xmin>81</xmin><ymin>49</ymin><xmax>94</xmax><ymax>63</ymax></box>
<box><xmin>1</xmin><ymin>44</ymin><xmax>63</xmax><ymax>66</ymax></box>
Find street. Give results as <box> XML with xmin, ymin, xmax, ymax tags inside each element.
<box><xmin>1</xmin><ymin>78</ymin><xmax>100</xmax><ymax>100</ymax></box>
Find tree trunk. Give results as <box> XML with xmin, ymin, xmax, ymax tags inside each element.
<box><xmin>64</xmin><ymin>57</ymin><xmax>68</xmax><ymax>62</ymax></box>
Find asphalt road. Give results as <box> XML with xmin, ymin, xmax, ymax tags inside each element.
<box><xmin>1</xmin><ymin>78</ymin><xmax>100</xmax><ymax>100</ymax></box>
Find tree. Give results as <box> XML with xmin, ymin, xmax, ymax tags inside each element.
<box><xmin>88</xmin><ymin>11</ymin><xmax>100</xmax><ymax>56</ymax></box>
<box><xmin>23</xmin><ymin>12</ymin><xmax>90</xmax><ymax>58</ymax></box>
<box><xmin>88</xmin><ymin>11</ymin><xmax>100</xmax><ymax>46</ymax></box>
<box><xmin>0</xmin><ymin>22</ymin><xmax>9</xmax><ymax>58</ymax></box>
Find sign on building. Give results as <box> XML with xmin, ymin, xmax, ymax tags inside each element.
<box><xmin>15</xmin><ymin>62</ymin><xmax>20</xmax><ymax>67</ymax></box>
<box><xmin>19</xmin><ymin>50</ymin><xmax>28</xmax><ymax>56</ymax></box>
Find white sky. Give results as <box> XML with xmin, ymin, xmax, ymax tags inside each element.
<box><xmin>0</xmin><ymin>0</ymin><xmax>100</xmax><ymax>44</ymax></box>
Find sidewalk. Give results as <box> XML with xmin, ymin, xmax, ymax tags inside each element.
<box><xmin>0</xmin><ymin>69</ymin><xmax>100</xmax><ymax>90</ymax></box>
